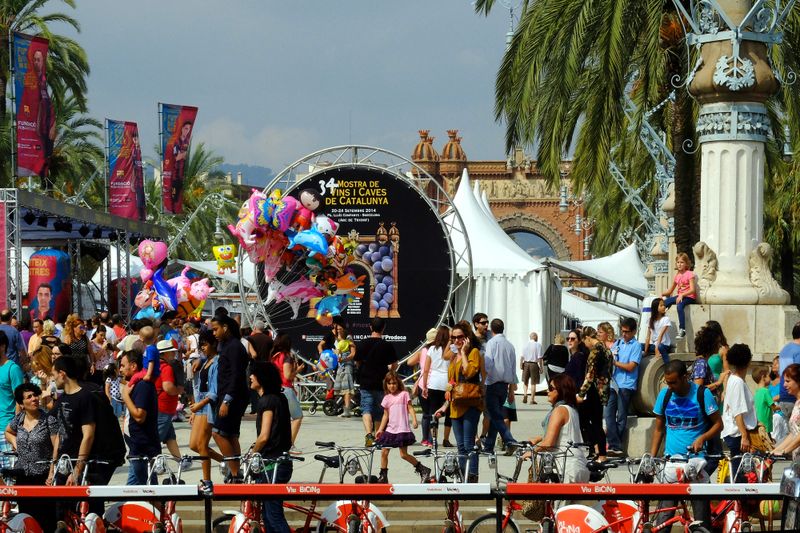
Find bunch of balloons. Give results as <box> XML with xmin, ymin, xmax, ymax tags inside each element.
<box><xmin>228</xmin><ymin>188</ymin><xmax>365</xmax><ymax>324</ymax></box>
<box><xmin>134</xmin><ymin>240</ymin><xmax>215</xmax><ymax>320</ymax></box>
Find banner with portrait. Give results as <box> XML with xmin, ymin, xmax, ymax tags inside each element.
<box><xmin>107</xmin><ymin>120</ymin><xmax>145</xmax><ymax>220</ymax></box>
<box><xmin>13</xmin><ymin>32</ymin><xmax>55</xmax><ymax>180</ymax></box>
<box><xmin>159</xmin><ymin>103</ymin><xmax>198</xmax><ymax>214</ymax></box>
<box><xmin>27</xmin><ymin>249</ymin><xmax>71</xmax><ymax>323</ymax></box>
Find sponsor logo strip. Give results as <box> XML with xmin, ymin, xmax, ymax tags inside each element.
<box><xmin>506</xmin><ymin>483</ymin><xmax>691</xmax><ymax>497</ymax></box>
<box><xmin>0</xmin><ymin>486</ymin><xmax>89</xmax><ymax>498</ymax></box>
<box><xmin>390</xmin><ymin>483</ymin><xmax>491</xmax><ymax>496</ymax></box>
<box><xmin>213</xmin><ymin>483</ymin><xmax>395</xmax><ymax>497</ymax></box>
<box><xmin>88</xmin><ymin>485</ymin><xmax>199</xmax><ymax>497</ymax></box>
<box><xmin>686</xmin><ymin>483</ymin><xmax>781</xmax><ymax>496</ymax></box>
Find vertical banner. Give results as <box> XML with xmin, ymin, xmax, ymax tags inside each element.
<box><xmin>13</xmin><ymin>32</ymin><xmax>55</xmax><ymax>181</ymax></box>
<box><xmin>27</xmin><ymin>249</ymin><xmax>71</xmax><ymax>322</ymax></box>
<box><xmin>107</xmin><ymin>120</ymin><xmax>145</xmax><ymax>220</ymax></box>
<box><xmin>160</xmin><ymin>103</ymin><xmax>198</xmax><ymax>214</ymax></box>
<box><xmin>0</xmin><ymin>203</ymin><xmax>6</xmax><ymax>312</ymax></box>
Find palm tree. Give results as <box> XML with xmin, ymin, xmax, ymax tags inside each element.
<box><xmin>146</xmin><ymin>142</ymin><xmax>238</xmax><ymax>261</ymax></box>
<box><xmin>0</xmin><ymin>0</ymin><xmax>90</xmax><ymax>185</ymax></box>
<box><xmin>48</xmin><ymin>93</ymin><xmax>104</xmax><ymax>200</ymax></box>
<box><xmin>476</xmin><ymin>0</ymin><xmax>800</xmax><ymax>299</ymax></box>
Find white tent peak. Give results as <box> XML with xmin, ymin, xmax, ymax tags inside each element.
<box><xmin>448</xmin><ymin>168</ymin><xmax>543</xmax><ymax>276</ymax></box>
<box><xmin>545</xmin><ymin>244</ymin><xmax>647</xmax><ymax>298</ymax></box>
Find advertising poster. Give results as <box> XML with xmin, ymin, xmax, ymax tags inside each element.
<box><xmin>13</xmin><ymin>32</ymin><xmax>55</xmax><ymax>179</ymax></box>
<box><xmin>160</xmin><ymin>103</ymin><xmax>198</xmax><ymax>214</ymax></box>
<box><xmin>262</xmin><ymin>167</ymin><xmax>452</xmax><ymax>357</ymax></box>
<box><xmin>27</xmin><ymin>249</ymin><xmax>71</xmax><ymax>322</ymax></box>
<box><xmin>107</xmin><ymin>120</ymin><xmax>145</xmax><ymax>220</ymax></box>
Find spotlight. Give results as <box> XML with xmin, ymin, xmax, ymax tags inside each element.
<box><xmin>62</xmin><ymin>221</ymin><xmax>73</xmax><ymax>233</ymax></box>
<box><xmin>92</xmin><ymin>227</ymin><xmax>102</xmax><ymax>239</ymax></box>
<box><xmin>79</xmin><ymin>225</ymin><xmax>90</xmax><ymax>237</ymax></box>
<box><xmin>53</xmin><ymin>220</ymin><xmax>64</xmax><ymax>232</ymax></box>
<box><xmin>107</xmin><ymin>231</ymin><xmax>117</xmax><ymax>242</ymax></box>
<box><xmin>128</xmin><ymin>234</ymin><xmax>139</xmax><ymax>246</ymax></box>
<box><xmin>37</xmin><ymin>215</ymin><xmax>48</xmax><ymax>227</ymax></box>
<box><xmin>23</xmin><ymin>211</ymin><xmax>36</xmax><ymax>225</ymax></box>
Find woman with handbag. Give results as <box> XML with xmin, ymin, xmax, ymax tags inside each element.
<box><xmin>442</xmin><ymin>324</ymin><xmax>483</xmax><ymax>482</ymax></box>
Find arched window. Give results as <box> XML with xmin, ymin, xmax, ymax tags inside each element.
<box><xmin>507</xmin><ymin>230</ymin><xmax>556</xmax><ymax>259</ymax></box>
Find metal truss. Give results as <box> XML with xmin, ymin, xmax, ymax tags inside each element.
<box><xmin>1</xmin><ymin>189</ymin><xmax>23</xmax><ymax>318</ymax></box>
<box><xmin>167</xmin><ymin>192</ymin><xmax>240</xmax><ymax>256</ymax></box>
<box><xmin>117</xmin><ymin>232</ymin><xmax>130</xmax><ymax>325</ymax></box>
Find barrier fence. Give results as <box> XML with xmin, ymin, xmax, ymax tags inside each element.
<box><xmin>0</xmin><ymin>482</ymin><xmax>789</xmax><ymax>532</ymax></box>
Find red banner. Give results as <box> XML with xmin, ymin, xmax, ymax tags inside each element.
<box><xmin>107</xmin><ymin>120</ymin><xmax>145</xmax><ymax>220</ymax></box>
<box><xmin>13</xmin><ymin>32</ymin><xmax>55</xmax><ymax>181</ymax></box>
<box><xmin>0</xmin><ymin>203</ymin><xmax>6</xmax><ymax>311</ymax></box>
<box><xmin>160</xmin><ymin>103</ymin><xmax>198</xmax><ymax>214</ymax></box>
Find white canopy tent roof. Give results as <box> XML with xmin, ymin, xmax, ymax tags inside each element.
<box><xmin>572</xmin><ymin>286</ymin><xmax>642</xmax><ymax>314</ymax></box>
<box><xmin>561</xmin><ymin>289</ymin><xmax>637</xmax><ymax>329</ymax></box>
<box><xmin>545</xmin><ymin>244</ymin><xmax>648</xmax><ymax>299</ymax></box>
<box><xmin>447</xmin><ymin>169</ymin><xmax>561</xmax><ymax>357</ymax></box>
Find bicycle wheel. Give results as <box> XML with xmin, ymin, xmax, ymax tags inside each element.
<box><xmin>323</xmin><ymin>399</ymin><xmax>339</xmax><ymax>416</ymax></box>
<box><xmin>467</xmin><ymin>513</ymin><xmax>519</xmax><ymax>533</ymax></box>
<box><xmin>212</xmin><ymin>514</ymin><xmax>233</xmax><ymax>533</ymax></box>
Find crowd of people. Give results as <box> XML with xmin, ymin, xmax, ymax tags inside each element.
<box><xmin>2</xmin><ymin>301</ymin><xmax>800</xmax><ymax>531</ymax></box>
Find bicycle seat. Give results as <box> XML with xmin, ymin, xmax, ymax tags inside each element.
<box><xmin>314</xmin><ymin>454</ymin><xmax>340</xmax><ymax>468</ymax></box>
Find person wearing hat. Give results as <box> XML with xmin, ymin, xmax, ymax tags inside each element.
<box><xmin>154</xmin><ymin>339</ymin><xmax>189</xmax><ymax>468</ymax></box>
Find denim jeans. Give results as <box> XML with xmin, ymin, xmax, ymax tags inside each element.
<box><xmin>723</xmin><ymin>435</ymin><xmax>744</xmax><ymax>482</ymax></box>
<box><xmin>644</xmin><ymin>343</ymin><xmax>671</xmax><ymax>364</ymax></box>
<box><xmin>664</xmin><ymin>295</ymin><xmax>695</xmax><ymax>330</ymax></box>
<box><xmin>451</xmin><ymin>406</ymin><xmax>480</xmax><ymax>479</ymax></box>
<box><xmin>126</xmin><ymin>456</ymin><xmax>156</xmax><ymax>485</ymax></box>
<box><xmin>604</xmin><ymin>388</ymin><xmax>634</xmax><ymax>451</ymax></box>
<box><xmin>483</xmin><ymin>382</ymin><xmax>516</xmax><ymax>451</ymax></box>
<box><xmin>262</xmin><ymin>462</ymin><xmax>293</xmax><ymax>533</ymax></box>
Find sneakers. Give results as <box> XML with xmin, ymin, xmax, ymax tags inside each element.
<box><xmin>289</xmin><ymin>445</ymin><xmax>302</xmax><ymax>455</ymax></box>
<box><xmin>180</xmin><ymin>458</ymin><xmax>193</xmax><ymax>471</ymax></box>
<box><xmin>365</xmin><ymin>433</ymin><xmax>375</xmax><ymax>447</ymax></box>
<box><xmin>420</xmin><ymin>439</ymin><xmax>433</xmax><ymax>448</ymax></box>
<box><xmin>338</xmin><ymin>410</ymin><xmax>352</xmax><ymax>418</ymax></box>
<box><xmin>607</xmin><ymin>448</ymin><xmax>625</xmax><ymax>457</ymax></box>
<box><xmin>676</xmin><ymin>328</ymin><xmax>686</xmax><ymax>339</ymax></box>
<box><xmin>377</xmin><ymin>468</ymin><xmax>389</xmax><ymax>484</ymax></box>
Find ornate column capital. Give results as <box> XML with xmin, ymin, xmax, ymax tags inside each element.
<box><xmin>696</xmin><ymin>102</ymin><xmax>770</xmax><ymax>143</ymax></box>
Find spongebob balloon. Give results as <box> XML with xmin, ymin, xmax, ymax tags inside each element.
<box><xmin>212</xmin><ymin>243</ymin><xmax>238</xmax><ymax>275</ymax></box>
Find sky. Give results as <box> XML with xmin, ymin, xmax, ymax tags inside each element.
<box><xmin>60</xmin><ymin>1</ymin><xmax>514</xmax><ymax>177</ymax></box>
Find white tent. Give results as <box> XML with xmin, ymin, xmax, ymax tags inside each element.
<box><xmin>446</xmin><ymin>169</ymin><xmax>561</xmax><ymax>356</ymax></box>
<box><xmin>545</xmin><ymin>244</ymin><xmax>648</xmax><ymax>299</ymax></box>
<box><xmin>561</xmin><ymin>289</ymin><xmax>638</xmax><ymax>330</ymax></box>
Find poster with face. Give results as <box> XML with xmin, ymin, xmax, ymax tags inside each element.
<box><xmin>160</xmin><ymin>103</ymin><xmax>198</xmax><ymax>214</ymax></box>
<box><xmin>107</xmin><ymin>120</ymin><xmax>145</xmax><ymax>220</ymax></box>
<box><xmin>260</xmin><ymin>166</ymin><xmax>453</xmax><ymax>357</ymax></box>
<box><xmin>27</xmin><ymin>249</ymin><xmax>71</xmax><ymax>322</ymax></box>
<box><xmin>13</xmin><ymin>32</ymin><xmax>55</xmax><ymax>179</ymax></box>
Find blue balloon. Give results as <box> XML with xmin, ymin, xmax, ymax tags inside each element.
<box><xmin>378</xmin><ymin>301</ymin><xmax>389</xmax><ymax>310</ymax></box>
<box><xmin>383</xmin><ymin>293</ymin><xmax>394</xmax><ymax>304</ymax></box>
<box><xmin>383</xmin><ymin>275</ymin><xmax>393</xmax><ymax>286</ymax></box>
<box><xmin>372</xmin><ymin>262</ymin><xmax>383</xmax><ymax>274</ymax></box>
<box><xmin>370</xmin><ymin>299</ymin><xmax>379</xmax><ymax>311</ymax></box>
<box><xmin>370</xmin><ymin>251</ymin><xmax>382</xmax><ymax>263</ymax></box>
<box><xmin>379</xmin><ymin>246</ymin><xmax>390</xmax><ymax>257</ymax></box>
<box><xmin>375</xmin><ymin>283</ymin><xmax>387</xmax><ymax>295</ymax></box>
<box><xmin>386</xmin><ymin>285</ymin><xmax>393</xmax><ymax>294</ymax></box>
<box><xmin>381</xmin><ymin>258</ymin><xmax>393</xmax><ymax>272</ymax></box>
<box><xmin>355</xmin><ymin>244</ymin><xmax>368</xmax><ymax>258</ymax></box>
<box><xmin>372</xmin><ymin>291</ymin><xmax>381</xmax><ymax>301</ymax></box>
<box><xmin>368</xmin><ymin>243</ymin><xmax>378</xmax><ymax>252</ymax></box>
<box><xmin>375</xmin><ymin>273</ymin><xmax>384</xmax><ymax>283</ymax></box>
<box><xmin>320</xmin><ymin>349</ymin><xmax>339</xmax><ymax>371</ymax></box>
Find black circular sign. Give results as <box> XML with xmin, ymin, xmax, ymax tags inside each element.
<box><xmin>259</xmin><ymin>166</ymin><xmax>453</xmax><ymax>358</ymax></box>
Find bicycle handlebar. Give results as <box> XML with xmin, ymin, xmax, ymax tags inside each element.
<box><xmin>316</xmin><ymin>441</ymin><xmax>335</xmax><ymax>448</ymax></box>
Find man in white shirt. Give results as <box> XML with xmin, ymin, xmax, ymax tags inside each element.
<box><xmin>482</xmin><ymin>318</ymin><xmax>519</xmax><ymax>453</ymax></box>
<box><xmin>519</xmin><ymin>331</ymin><xmax>542</xmax><ymax>404</ymax></box>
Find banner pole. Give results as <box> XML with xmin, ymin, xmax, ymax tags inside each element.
<box><xmin>8</xmin><ymin>31</ymin><xmax>18</xmax><ymax>189</ymax></box>
<box><xmin>104</xmin><ymin>119</ymin><xmax>110</xmax><ymax>212</ymax></box>
<box><xmin>158</xmin><ymin>103</ymin><xmax>164</xmax><ymax>216</ymax></box>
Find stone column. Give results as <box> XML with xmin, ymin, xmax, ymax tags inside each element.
<box><xmin>687</xmin><ymin>0</ymin><xmax>788</xmax><ymax>305</ymax></box>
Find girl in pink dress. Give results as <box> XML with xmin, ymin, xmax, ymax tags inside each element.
<box><xmin>662</xmin><ymin>252</ymin><xmax>697</xmax><ymax>339</ymax></box>
<box><xmin>374</xmin><ymin>371</ymin><xmax>432</xmax><ymax>483</ymax></box>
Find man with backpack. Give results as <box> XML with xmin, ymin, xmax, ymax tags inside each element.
<box><xmin>604</xmin><ymin>318</ymin><xmax>641</xmax><ymax>457</ymax></box>
<box><xmin>650</xmin><ymin>359</ymin><xmax>722</xmax><ymax>529</ymax></box>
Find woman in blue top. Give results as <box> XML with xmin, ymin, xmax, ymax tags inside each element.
<box><xmin>189</xmin><ymin>330</ymin><xmax>222</xmax><ymax>483</ymax></box>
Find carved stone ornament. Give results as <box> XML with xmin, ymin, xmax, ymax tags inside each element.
<box><xmin>749</xmin><ymin>242</ymin><xmax>791</xmax><ymax>304</ymax></box>
<box><xmin>696</xmin><ymin>102</ymin><xmax>770</xmax><ymax>143</ymax></box>
<box><xmin>692</xmin><ymin>241</ymin><xmax>718</xmax><ymax>303</ymax></box>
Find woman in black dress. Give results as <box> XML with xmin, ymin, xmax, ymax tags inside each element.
<box><xmin>210</xmin><ymin>314</ymin><xmax>249</xmax><ymax>481</ymax></box>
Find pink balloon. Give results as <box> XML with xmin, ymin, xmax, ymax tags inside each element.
<box><xmin>138</xmin><ymin>240</ymin><xmax>168</xmax><ymax>281</ymax></box>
